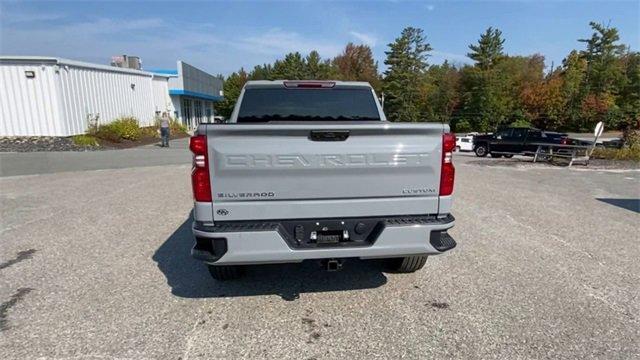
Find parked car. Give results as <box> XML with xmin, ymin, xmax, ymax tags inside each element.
<box><xmin>542</xmin><ymin>131</ymin><xmax>568</xmax><ymax>143</ymax></box>
<box><xmin>189</xmin><ymin>80</ymin><xmax>457</xmax><ymax>280</ymax></box>
<box><xmin>472</xmin><ymin>127</ymin><xmax>567</xmax><ymax>158</ymax></box>
<box><xmin>455</xmin><ymin>133</ymin><xmax>475</xmax><ymax>152</ymax></box>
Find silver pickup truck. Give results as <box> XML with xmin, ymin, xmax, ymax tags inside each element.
<box><xmin>190</xmin><ymin>80</ymin><xmax>456</xmax><ymax>280</ymax></box>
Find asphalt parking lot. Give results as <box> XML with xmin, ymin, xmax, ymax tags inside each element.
<box><xmin>1</xmin><ymin>145</ymin><xmax>639</xmax><ymax>359</ymax></box>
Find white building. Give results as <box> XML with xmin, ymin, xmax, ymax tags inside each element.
<box><xmin>0</xmin><ymin>56</ymin><xmax>222</xmax><ymax>137</ymax></box>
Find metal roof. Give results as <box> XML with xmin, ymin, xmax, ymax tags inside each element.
<box><xmin>0</xmin><ymin>56</ymin><xmax>172</xmax><ymax>78</ymax></box>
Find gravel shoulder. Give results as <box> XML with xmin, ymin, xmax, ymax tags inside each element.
<box><xmin>0</xmin><ymin>134</ymin><xmax>190</xmax><ymax>153</ymax></box>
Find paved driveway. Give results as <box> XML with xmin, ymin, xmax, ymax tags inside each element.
<box><xmin>0</xmin><ymin>152</ymin><xmax>638</xmax><ymax>359</ymax></box>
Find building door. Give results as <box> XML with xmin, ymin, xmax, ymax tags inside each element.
<box><xmin>182</xmin><ymin>99</ymin><xmax>193</xmax><ymax>128</ymax></box>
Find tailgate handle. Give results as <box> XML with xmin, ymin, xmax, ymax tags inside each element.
<box><xmin>309</xmin><ymin>130</ymin><xmax>350</xmax><ymax>142</ymax></box>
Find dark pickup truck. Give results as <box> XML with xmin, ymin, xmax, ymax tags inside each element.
<box><xmin>473</xmin><ymin>127</ymin><xmax>567</xmax><ymax>157</ymax></box>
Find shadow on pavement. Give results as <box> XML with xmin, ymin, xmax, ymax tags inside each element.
<box><xmin>596</xmin><ymin>198</ymin><xmax>640</xmax><ymax>213</ymax></box>
<box><xmin>153</xmin><ymin>213</ymin><xmax>388</xmax><ymax>300</ymax></box>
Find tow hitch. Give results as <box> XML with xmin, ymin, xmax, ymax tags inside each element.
<box><xmin>321</xmin><ymin>259</ymin><xmax>344</xmax><ymax>271</ymax></box>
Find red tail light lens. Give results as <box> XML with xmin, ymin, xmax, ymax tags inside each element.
<box><xmin>443</xmin><ymin>132</ymin><xmax>456</xmax><ymax>153</ymax></box>
<box><xmin>190</xmin><ymin>135</ymin><xmax>212</xmax><ymax>202</ymax></box>
<box><xmin>190</xmin><ymin>135</ymin><xmax>207</xmax><ymax>154</ymax></box>
<box><xmin>440</xmin><ymin>133</ymin><xmax>456</xmax><ymax>196</ymax></box>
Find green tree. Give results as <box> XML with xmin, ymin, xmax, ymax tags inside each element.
<box><xmin>304</xmin><ymin>50</ymin><xmax>332</xmax><ymax>80</ymax></box>
<box><xmin>558</xmin><ymin>50</ymin><xmax>588</xmax><ymax>130</ymax></box>
<box><xmin>421</xmin><ymin>61</ymin><xmax>461</xmax><ymax>124</ymax></box>
<box><xmin>467</xmin><ymin>27</ymin><xmax>505</xmax><ymax>70</ymax></box>
<box><xmin>214</xmin><ymin>69</ymin><xmax>248</xmax><ymax>118</ymax></box>
<box><xmin>382</xmin><ymin>27</ymin><xmax>432</xmax><ymax>122</ymax></box>
<box><xmin>617</xmin><ymin>52</ymin><xmax>640</xmax><ymax>135</ymax></box>
<box><xmin>249</xmin><ymin>64</ymin><xmax>273</xmax><ymax>80</ymax></box>
<box><xmin>272</xmin><ymin>52</ymin><xmax>307</xmax><ymax>80</ymax></box>
<box><xmin>579</xmin><ymin>21</ymin><xmax>627</xmax><ymax>95</ymax></box>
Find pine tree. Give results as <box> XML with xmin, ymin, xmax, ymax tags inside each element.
<box><xmin>305</xmin><ymin>51</ymin><xmax>331</xmax><ymax>80</ymax></box>
<box><xmin>467</xmin><ymin>27</ymin><xmax>505</xmax><ymax>70</ymax></box>
<box><xmin>382</xmin><ymin>27</ymin><xmax>432</xmax><ymax>122</ymax></box>
<box><xmin>579</xmin><ymin>21</ymin><xmax>627</xmax><ymax>95</ymax></box>
<box><xmin>249</xmin><ymin>64</ymin><xmax>273</xmax><ymax>80</ymax></box>
<box><xmin>214</xmin><ymin>69</ymin><xmax>248</xmax><ymax>118</ymax></box>
<box><xmin>272</xmin><ymin>52</ymin><xmax>307</xmax><ymax>80</ymax></box>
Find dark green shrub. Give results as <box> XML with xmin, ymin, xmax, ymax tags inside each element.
<box><xmin>96</xmin><ymin>117</ymin><xmax>141</xmax><ymax>142</ymax></box>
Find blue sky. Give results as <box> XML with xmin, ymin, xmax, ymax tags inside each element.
<box><xmin>1</xmin><ymin>1</ymin><xmax>638</xmax><ymax>75</ymax></box>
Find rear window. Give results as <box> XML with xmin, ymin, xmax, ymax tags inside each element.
<box><xmin>237</xmin><ymin>88</ymin><xmax>380</xmax><ymax>122</ymax></box>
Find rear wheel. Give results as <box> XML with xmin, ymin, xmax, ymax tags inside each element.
<box><xmin>387</xmin><ymin>255</ymin><xmax>428</xmax><ymax>273</ymax></box>
<box><xmin>207</xmin><ymin>264</ymin><xmax>244</xmax><ymax>281</ymax></box>
<box><xmin>503</xmin><ymin>154</ymin><xmax>514</xmax><ymax>158</ymax></box>
<box><xmin>474</xmin><ymin>144</ymin><xmax>488</xmax><ymax>157</ymax></box>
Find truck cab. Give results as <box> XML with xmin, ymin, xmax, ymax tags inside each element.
<box><xmin>473</xmin><ymin>127</ymin><xmax>566</xmax><ymax>158</ymax></box>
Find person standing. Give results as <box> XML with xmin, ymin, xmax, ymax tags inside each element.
<box><xmin>160</xmin><ymin>114</ymin><xmax>170</xmax><ymax>147</ymax></box>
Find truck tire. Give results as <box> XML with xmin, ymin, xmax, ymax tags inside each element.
<box><xmin>503</xmin><ymin>154</ymin><xmax>514</xmax><ymax>158</ymax></box>
<box><xmin>389</xmin><ymin>255</ymin><xmax>428</xmax><ymax>273</ymax></box>
<box><xmin>207</xmin><ymin>265</ymin><xmax>243</xmax><ymax>281</ymax></box>
<box><xmin>474</xmin><ymin>144</ymin><xmax>488</xmax><ymax>157</ymax></box>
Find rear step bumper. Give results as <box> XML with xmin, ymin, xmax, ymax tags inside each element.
<box><xmin>192</xmin><ymin>215</ymin><xmax>455</xmax><ymax>265</ymax></box>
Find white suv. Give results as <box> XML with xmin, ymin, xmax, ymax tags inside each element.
<box><xmin>456</xmin><ymin>133</ymin><xmax>476</xmax><ymax>152</ymax></box>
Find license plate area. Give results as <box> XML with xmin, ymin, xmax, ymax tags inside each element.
<box><xmin>278</xmin><ymin>218</ymin><xmax>385</xmax><ymax>249</ymax></box>
<box><xmin>315</xmin><ymin>230</ymin><xmax>344</xmax><ymax>244</ymax></box>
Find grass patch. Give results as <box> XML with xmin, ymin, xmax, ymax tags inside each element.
<box><xmin>592</xmin><ymin>145</ymin><xmax>640</xmax><ymax>161</ymax></box>
<box><xmin>72</xmin><ymin>134</ymin><xmax>99</xmax><ymax>147</ymax></box>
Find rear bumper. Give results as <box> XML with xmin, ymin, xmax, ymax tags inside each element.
<box><xmin>192</xmin><ymin>215</ymin><xmax>456</xmax><ymax>265</ymax></box>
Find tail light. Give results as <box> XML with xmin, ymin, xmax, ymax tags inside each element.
<box><xmin>190</xmin><ymin>135</ymin><xmax>212</xmax><ymax>202</ymax></box>
<box><xmin>440</xmin><ymin>133</ymin><xmax>456</xmax><ymax>196</ymax></box>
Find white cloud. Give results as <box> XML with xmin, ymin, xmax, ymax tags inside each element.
<box><xmin>431</xmin><ymin>51</ymin><xmax>471</xmax><ymax>65</ymax></box>
<box><xmin>349</xmin><ymin>31</ymin><xmax>378</xmax><ymax>47</ymax></box>
<box><xmin>0</xmin><ymin>9</ymin><xmax>65</xmax><ymax>23</ymax></box>
<box><xmin>0</xmin><ymin>8</ymin><xmax>345</xmax><ymax>74</ymax></box>
<box><xmin>236</xmin><ymin>28</ymin><xmax>343</xmax><ymax>58</ymax></box>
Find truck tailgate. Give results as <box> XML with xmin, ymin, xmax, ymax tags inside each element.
<box><xmin>206</xmin><ymin>122</ymin><xmax>444</xmax><ymax>221</ymax></box>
